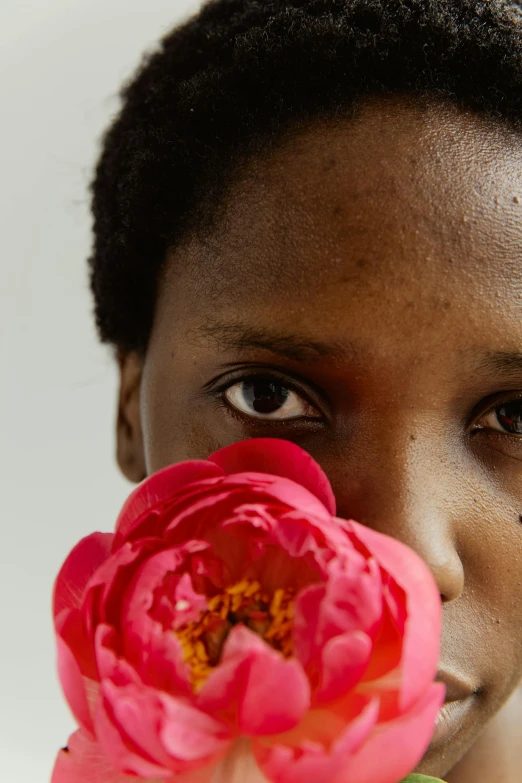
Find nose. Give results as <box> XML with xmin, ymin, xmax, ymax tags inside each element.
<box><xmin>332</xmin><ymin>423</ymin><xmax>465</xmax><ymax>604</ymax></box>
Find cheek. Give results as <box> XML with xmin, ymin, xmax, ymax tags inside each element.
<box><xmin>458</xmin><ymin>505</ymin><xmax>522</xmax><ymax>690</ymax></box>
<box><xmin>140</xmin><ymin>351</ymin><xmax>192</xmax><ymax>472</ymax></box>
<box><xmin>140</xmin><ymin>349</ymin><xmax>235</xmax><ymax>473</ymax></box>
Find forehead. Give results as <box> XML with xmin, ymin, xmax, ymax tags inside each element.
<box><xmin>157</xmin><ymin>98</ymin><xmax>522</xmax><ymax>358</ymax></box>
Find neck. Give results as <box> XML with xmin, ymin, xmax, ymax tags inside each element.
<box><xmin>444</xmin><ymin>682</ymin><xmax>522</xmax><ymax>783</ymax></box>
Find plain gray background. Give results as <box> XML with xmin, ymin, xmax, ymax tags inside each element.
<box><xmin>1</xmin><ymin>2</ymin><xmax>200</xmax><ymax>779</ymax></box>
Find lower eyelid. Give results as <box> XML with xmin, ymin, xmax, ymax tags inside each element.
<box><xmin>216</xmin><ymin>396</ymin><xmax>317</xmax><ymax>428</ymax></box>
<box><xmin>473</xmin><ymin>431</ymin><xmax>522</xmax><ymax>463</ymax></box>
<box><xmin>473</xmin><ymin>421</ymin><xmax>506</xmax><ymax>440</ymax></box>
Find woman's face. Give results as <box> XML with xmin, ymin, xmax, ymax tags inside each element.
<box><xmin>116</xmin><ymin>98</ymin><xmax>522</xmax><ymax>779</ymax></box>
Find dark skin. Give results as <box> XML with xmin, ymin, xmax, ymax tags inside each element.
<box><xmin>116</xmin><ymin>98</ymin><xmax>522</xmax><ymax>782</ymax></box>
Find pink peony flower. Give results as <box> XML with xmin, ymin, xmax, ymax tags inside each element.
<box><xmin>52</xmin><ymin>438</ymin><xmax>444</xmax><ymax>783</ymax></box>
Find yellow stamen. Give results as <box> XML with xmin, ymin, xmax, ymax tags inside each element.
<box><xmin>207</xmin><ymin>595</ymin><xmax>222</xmax><ymax>612</ymax></box>
<box><xmin>269</xmin><ymin>588</ymin><xmax>285</xmax><ymax>617</ymax></box>
<box><xmin>226</xmin><ymin>579</ymin><xmax>251</xmax><ymax>595</ymax></box>
<box><xmin>220</xmin><ymin>594</ymin><xmax>231</xmax><ymax>619</ymax></box>
<box><xmin>245</xmin><ymin>581</ymin><xmax>261</xmax><ymax>597</ymax></box>
<box><xmin>175</xmin><ymin>578</ymin><xmax>296</xmax><ymax>691</ymax></box>
<box><xmin>231</xmin><ymin>593</ymin><xmax>243</xmax><ymax>612</ymax></box>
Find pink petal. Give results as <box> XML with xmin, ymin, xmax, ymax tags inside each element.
<box><xmin>98</xmin><ymin>680</ymin><xmax>232</xmax><ymax>776</ymax></box>
<box><xmin>318</xmin><ymin>557</ymin><xmax>383</xmax><ymax>643</ymax></box>
<box><xmin>160</xmin><ymin>696</ymin><xmax>231</xmax><ymax>763</ymax></box>
<box><xmin>82</xmin><ymin>538</ymin><xmax>161</xmax><ymax>639</ymax></box>
<box><xmin>55</xmin><ymin>607</ymin><xmax>97</xmax><ymax>680</ymax></box>
<box><xmin>163</xmin><ymin>490</ymin><xmax>241</xmax><ymax>538</ymax></box>
<box><xmin>224</xmin><ymin>475</ymin><xmax>333</xmax><ymax>523</ymax></box>
<box><xmin>114</xmin><ymin>462</ymin><xmax>223</xmax><ymax>546</ymax></box>
<box><xmin>121</xmin><ymin>546</ymin><xmax>206</xmax><ymax>628</ymax></box>
<box><xmin>51</xmin><ymin>729</ymin><xmax>150</xmax><ymax>783</ymax></box>
<box><xmin>56</xmin><ymin>632</ymin><xmax>98</xmax><ymax>737</ymax></box>
<box><xmin>237</xmin><ymin>639</ymin><xmax>310</xmax><ymax>735</ymax></box>
<box><xmin>161</xmin><ymin>481</ymin><xmax>331</xmax><ymax>550</ymax></box>
<box><xmin>126</xmin><ymin>482</ymin><xmax>254</xmax><ymax>546</ymax></box>
<box><xmin>266</xmin><ymin>511</ymin><xmax>356</xmax><ymax>566</ymax></box>
<box><xmin>173</xmin><ymin>572</ymin><xmax>209</xmax><ymax>627</ymax></box>
<box><xmin>118</xmin><ymin>549</ymin><xmax>205</xmax><ymax>695</ymax></box>
<box><xmin>330</xmin><ymin>698</ymin><xmax>381</xmax><ymax>756</ymax></box>
<box><xmin>261</xmin><ymin>692</ymin><xmax>373</xmax><ymax>751</ymax></box>
<box><xmin>212</xmin><ymin>739</ymin><xmax>270</xmax><ymax>783</ymax></box>
<box><xmin>95</xmin><ymin>625</ymin><xmax>142</xmax><ymax>687</ymax></box>
<box><xmin>337</xmin><ymin>682</ymin><xmax>446</xmax><ymax>783</ymax></box>
<box><xmin>293</xmin><ymin>554</ymin><xmax>382</xmax><ymax>679</ymax></box>
<box><xmin>121</xmin><ymin>613</ymin><xmax>191</xmax><ymax>696</ymax></box>
<box><xmin>269</xmin><ymin>513</ymin><xmax>321</xmax><ymax>559</ymax></box>
<box><xmin>314</xmin><ymin>631</ymin><xmax>373</xmax><ymax>705</ymax></box>
<box><xmin>253</xmin><ymin>697</ymin><xmax>380</xmax><ymax>783</ymax></box>
<box><xmin>382</xmin><ymin>573</ymin><xmax>407</xmax><ymax>635</ymax></box>
<box><xmin>252</xmin><ymin>547</ymin><xmax>322</xmax><ymax>598</ymax></box>
<box><xmin>95</xmin><ymin>686</ymin><xmax>174</xmax><ymax>778</ymax></box>
<box><xmin>208</xmin><ymin>438</ymin><xmax>336</xmax><ymax>515</ymax></box>
<box><xmin>256</xmin><ymin>742</ymin><xmax>326</xmax><ymax>783</ymax></box>
<box><xmin>340</xmin><ymin>519</ymin><xmax>443</xmax><ymax>712</ymax></box>
<box><xmin>52</xmin><ymin>731</ymin><xmax>216</xmax><ymax>783</ymax></box>
<box><xmin>293</xmin><ymin>582</ymin><xmax>328</xmax><ymax>673</ymax></box>
<box><xmin>198</xmin><ymin>625</ymin><xmax>310</xmax><ymax>736</ymax></box>
<box><xmin>358</xmin><ymin>599</ymin><xmax>403</xmax><ymax>686</ymax></box>
<box><xmin>53</xmin><ymin>533</ymin><xmax>113</xmax><ymax>618</ymax></box>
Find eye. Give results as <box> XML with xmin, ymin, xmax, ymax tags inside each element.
<box><xmin>223</xmin><ymin>376</ymin><xmax>321</xmax><ymax>421</ymax></box>
<box><xmin>476</xmin><ymin>398</ymin><xmax>522</xmax><ymax>435</ymax></box>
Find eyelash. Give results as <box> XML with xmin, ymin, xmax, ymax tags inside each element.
<box><xmin>214</xmin><ymin>372</ymin><xmax>522</xmax><ymax>440</ymax></box>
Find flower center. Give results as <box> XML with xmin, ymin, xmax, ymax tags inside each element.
<box><xmin>175</xmin><ymin>579</ymin><xmax>295</xmax><ymax>691</ymax></box>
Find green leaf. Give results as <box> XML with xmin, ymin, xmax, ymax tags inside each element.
<box><xmin>400</xmin><ymin>776</ymin><xmax>447</xmax><ymax>783</ymax></box>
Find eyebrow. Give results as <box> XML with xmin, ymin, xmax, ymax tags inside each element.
<box><xmin>475</xmin><ymin>351</ymin><xmax>522</xmax><ymax>376</ymax></box>
<box><xmin>192</xmin><ymin>322</ymin><xmax>349</xmax><ymax>362</ymax></box>
<box><xmin>191</xmin><ymin>322</ymin><xmax>522</xmax><ymax>376</ymax></box>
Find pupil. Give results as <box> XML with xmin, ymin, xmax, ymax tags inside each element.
<box><xmin>242</xmin><ymin>379</ymin><xmax>290</xmax><ymax>414</ymax></box>
<box><xmin>497</xmin><ymin>401</ymin><xmax>522</xmax><ymax>434</ymax></box>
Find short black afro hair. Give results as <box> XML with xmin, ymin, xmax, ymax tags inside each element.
<box><xmin>89</xmin><ymin>0</ymin><xmax>522</xmax><ymax>354</ymax></box>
